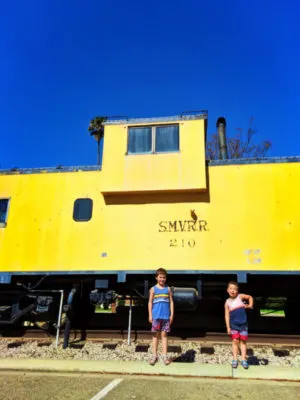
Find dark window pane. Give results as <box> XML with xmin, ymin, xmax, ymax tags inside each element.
<box><xmin>0</xmin><ymin>199</ymin><xmax>9</xmax><ymax>225</ymax></box>
<box><xmin>73</xmin><ymin>198</ymin><xmax>93</xmax><ymax>222</ymax></box>
<box><xmin>128</xmin><ymin>127</ymin><xmax>152</xmax><ymax>154</ymax></box>
<box><xmin>155</xmin><ymin>125</ymin><xmax>179</xmax><ymax>152</ymax></box>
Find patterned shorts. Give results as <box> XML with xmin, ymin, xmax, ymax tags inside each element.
<box><xmin>231</xmin><ymin>326</ymin><xmax>248</xmax><ymax>341</ymax></box>
<box><xmin>151</xmin><ymin>319</ymin><xmax>170</xmax><ymax>333</ymax></box>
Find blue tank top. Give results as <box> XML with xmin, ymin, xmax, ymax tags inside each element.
<box><xmin>152</xmin><ymin>285</ymin><xmax>170</xmax><ymax>320</ymax></box>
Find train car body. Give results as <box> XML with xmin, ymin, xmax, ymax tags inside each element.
<box><xmin>0</xmin><ymin>112</ymin><xmax>299</xmax><ymax>328</ymax></box>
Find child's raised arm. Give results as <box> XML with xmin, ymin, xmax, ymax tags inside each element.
<box><xmin>240</xmin><ymin>294</ymin><xmax>254</xmax><ymax>309</ymax></box>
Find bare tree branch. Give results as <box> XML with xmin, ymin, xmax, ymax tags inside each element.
<box><xmin>206</xmin><ymin>118</ymin><xmax>271</xmax><ymax>160</ymax></box>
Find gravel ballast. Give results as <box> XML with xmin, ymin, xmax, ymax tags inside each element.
<box><xmin>0</xmin><ymin>340</ymin><xmax>300</xmax><ymax>367</ymax></box>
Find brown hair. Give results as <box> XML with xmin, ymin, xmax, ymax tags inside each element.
<box><xmin>155</xmin><ymin>268</ymin><xmax>167</xmax><ymax>277</ymax></box>
<box><xmin>227</xmin><ymin>281</ymin><xmax>239</xmax><ymax>289</ymax></box>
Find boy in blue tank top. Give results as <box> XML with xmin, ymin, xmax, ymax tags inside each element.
<box><xmin>148</xmin><ymin>268</ymin><xmax>174</xmax><ymax>365</ymax></box>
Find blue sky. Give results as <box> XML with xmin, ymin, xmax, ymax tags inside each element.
<box><xmin>1</xmin><ymin>0</ymin><xmax>300</xmax><ymax>168</ymax></box>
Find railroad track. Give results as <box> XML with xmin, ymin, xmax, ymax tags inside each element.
<box><xmin>1</xmin><ymin>329</ymin><xmax>299</xmax><ymax>367</ymax></box>
<box><xmin>1</xmin><ymin>329</ymin><xmax>300</xmax><ymax>347</ymax></box>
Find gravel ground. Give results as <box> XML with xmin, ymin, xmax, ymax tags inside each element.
<box><xmin>0</xmin><ymin>340</ymin><xmax>300</xmax><ymax>367</ymax></box>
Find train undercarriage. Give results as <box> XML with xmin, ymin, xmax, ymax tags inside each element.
<box><xmin>0</xmin><ymin>272</ymin><xmax>299</xmax><ymax>346</ymax></box>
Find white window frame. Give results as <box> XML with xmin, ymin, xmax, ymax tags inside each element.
<box><xmin>127</xmin><ymin>124</ymin><xmax>180</xmax><ymax>155</ymax></box>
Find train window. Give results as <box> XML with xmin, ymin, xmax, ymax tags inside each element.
<box><xmin>155</xmin><ymin>125</ymin><xmax>179</xmax><ymax>153</ymax></box>
<box><xmin>128</xmin><ymin>124</ymin><xmax>179</xmax><ymax>154</ymax></box>
<box><xmin>0</xmin><ymin>198</ymin><xmax>9</xmax><ymax>227</ymax></box>
<box><xmin>73</xmin><ymin>198</ymin><xmax>93</xmax><ymax>222</ymax></box>
<box><xmin>128</xmin><ymin>127</ymin><xmax>152</xmax><ymax>154</ymax></box>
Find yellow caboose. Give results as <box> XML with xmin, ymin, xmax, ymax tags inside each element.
<box><xmin>0</xmin><ymin>112</ymin><xmax>299</xmax><ymax>334</ymax></box>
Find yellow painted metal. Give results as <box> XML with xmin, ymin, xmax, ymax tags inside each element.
<box><xmin>101</xmin><ymin>118</ymin><xmax>207</xmax><ymax>193</ymax></box>
<box><xmin>0</xmin><ymin>161</ymin><xmax>299</xmax><ymax>273</ymax></box>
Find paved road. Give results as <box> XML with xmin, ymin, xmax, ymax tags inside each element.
<box><xmin>0</xmin><ymin>371</ymin><xmax>299</xmax><ymax>400</ymax></box>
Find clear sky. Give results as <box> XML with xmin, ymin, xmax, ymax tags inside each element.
<box><xmin>1</xmin><ymin>0</ymin><xmax>300</xmax><ymax>168</ymax></box>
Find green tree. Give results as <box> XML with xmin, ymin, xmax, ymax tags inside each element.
<box><xmin>206</xmin><ymin>117</ymin><xmax>271</xmax><ymax>160</ymax></box>
<box><xmin>88</xmin><ymin>116</ymin><xmax>107</xmax><ymax>165</ymax></box>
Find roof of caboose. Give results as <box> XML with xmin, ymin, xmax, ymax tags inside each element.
<box><xmin>2</xmin><ymin>110</ymin><xmax>299</xmax><ymax>175</ymax></box>
<box><xmin>0</xmin><ymin>157</ymin><xmax>300</xmax><ymax>175</ymax></box>
<box><xmin>209</xmin><ymin>156</ymin><xmax>300</xmax><ymax>165</ymax></box>
<box><xmin>103</xmin><ymin>111</ymin><xmax>208</xmax><ymax>125</ymax></box>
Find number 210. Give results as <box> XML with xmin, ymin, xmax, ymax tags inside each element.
<box><xmin>169</xmin><ymin>239</ymin><xmax>195</xmax><ymax>248</ymax></box>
